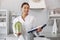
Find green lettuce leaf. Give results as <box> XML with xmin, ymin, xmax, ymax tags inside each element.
<box><xmin>14</xmin><ymin>21</ymin><xmax>22</xmax><ymax>32</ymax></box>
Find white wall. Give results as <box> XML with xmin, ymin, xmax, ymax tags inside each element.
<box><xmin>45</xmin><ymin>0</ymin><xmax>60</xmax><ymax>9</ymax></box>
<box><xmin>1</xmin><ymin>0</ymin><xmax>60</xmax><ymax>12</ymax></box>
<box><xmin>1</xmin><ymin>0</ymin><xmax>60</xmax><ymax>13</ymax></box>
<box><xmin>0</xmin><ymin>0</ymin><xmax>1</xmax><ymax>8</ymax></box>
<box><xmin>0</xmin><ymin>0</ymin><xmax>60</xmax><ymax>33</ymax></box>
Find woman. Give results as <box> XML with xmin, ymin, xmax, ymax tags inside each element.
<box><xmin>13</xmin><ymin>2</ymin><xmax>42</xmax><ymax>40</ymax></box>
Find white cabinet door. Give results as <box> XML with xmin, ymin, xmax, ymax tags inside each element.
<box><xmin>6</xmin><ymin>37</ymin><xmax>17</xmax><ymax>40</ymax></box>
<box><xmin>0</xmin><ymin>38</ymin><xmax>5</xmax><ymax>40</ymax></box>
<box><xmin>34</xmin><ymin>37</ymin><xmax>50</xmax><ymax>40</ymax></box>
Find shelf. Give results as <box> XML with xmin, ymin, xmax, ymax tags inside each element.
<box><xmin>0</xmin><ymin>22</ymin><xmax>6</xmax><ymax>27</ymax></box>
<box><xmin>0</xmin><ymin>9</ymin><xmax>8</xmax><ymax>12</ymax></box>
<box><xmin>0</xmin><ymin>16</ymin><xmax>6</xmax><ymax>18</ymax></box>
<box><xmin>49</xmin><ymin>14</ymin><xmax>60</xmax><ymax>19</ymax></box>
<box><xmin>49</xmin><ymin>14</ymin><xmax>60</xmax><ymax>17</ymax></box>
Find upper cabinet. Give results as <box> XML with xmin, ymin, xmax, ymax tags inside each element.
<box><xmin>28</xmin><ymin>0</ymin><xmax>46</xmax><ymax>9</ymax></box>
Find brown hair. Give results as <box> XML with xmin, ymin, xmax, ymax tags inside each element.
<box><xmin>21</xmin><ymin>2</ymin><xmax>30</xmax><ymax>8</ymax></box>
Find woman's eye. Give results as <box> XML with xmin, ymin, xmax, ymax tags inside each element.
<box><xmin>24</xmin><ymin>6</ymin><xmax>29</xmax><ymax>9</ymax></box>
<box><xmin>27</xmin><ymin>7</ymin><xmax>29</xmax><ymax>9</ymax></box>
<box><xmin>24</xmin><ymin>7</ymin><xmax>26</xmax><ymax>9</ymax></box>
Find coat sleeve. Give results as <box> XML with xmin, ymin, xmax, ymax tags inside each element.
<box><xmin>12</xmin><ymin>18</ymin><xmax>17</xmax><ymax>36</ymax></box>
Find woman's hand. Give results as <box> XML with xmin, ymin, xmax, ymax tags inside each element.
<box><xmin>36</xmin><ymin>27</ymin><xmax>42</xmax><ymax>32</ymax></box>
<box><xmin>15</xmin><ymin>33</ymin><xmax>21</xmax><ymax>36</ymax></box>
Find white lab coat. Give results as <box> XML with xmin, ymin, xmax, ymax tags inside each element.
<box><xmin>13</xmin><ymin>15</ymin><xmax>36</xmax><ymax>40</ymax></box>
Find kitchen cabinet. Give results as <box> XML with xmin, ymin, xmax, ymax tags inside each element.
<box><xmin>0</xmin><ymin>9</ymin><xmax>9</xmax><ymax>35</ymax></box>
<box><xmin>49</xmin><ymin>8</ymin><xmax>60</xmax><ymax>34</ymax></box>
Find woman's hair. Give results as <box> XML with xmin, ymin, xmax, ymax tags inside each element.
<box><xmin>21</xmin><ymin>2</ymin><xmax>30</xmax><ymax>8</ymax></box>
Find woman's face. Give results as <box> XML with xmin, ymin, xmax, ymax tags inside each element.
<box><xmin>22</xmin><ymin>4</ymin><xmax>30</xmax><ymax>14</ymax></box>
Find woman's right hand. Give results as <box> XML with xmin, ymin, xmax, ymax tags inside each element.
<box><xmin>15</xmin><ymin>33</ymin><xmax>21</xmax><ymax>36</ymax></box>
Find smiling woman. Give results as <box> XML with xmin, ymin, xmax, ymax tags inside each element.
<box><xmin>12</xmin><ymin>2</ymin><xmax>42</xmax><ymax>40</ymax></box>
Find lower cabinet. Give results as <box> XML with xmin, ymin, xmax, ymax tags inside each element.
<box><xmin>0</xmin><ymin>37</ymin><xmax>17</xmax><ymax>40</ymax></box>
<box><xmin>0</xmin><ymin>38</ymin><xmax>6</xmax><ymax>40</ymax></box>
<box><xmin>6</xmin><ymin>37</ymin><xmax>17</xmax><ymax>40</ymax></box>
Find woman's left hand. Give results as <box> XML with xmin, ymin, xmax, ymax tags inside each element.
<box><xmin>36</xmin><ymin>27</ymin><xmax>42</xmax><ymax>32</ymax></box>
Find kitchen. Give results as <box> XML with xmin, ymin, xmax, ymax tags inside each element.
<box><xmin>0</xmin><ymin>0</ymin><xmax>60</xmax><ymax>40</ymax></box>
